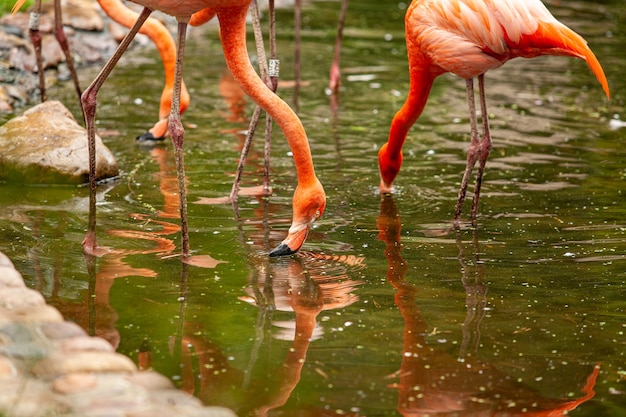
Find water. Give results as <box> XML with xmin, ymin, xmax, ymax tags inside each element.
<box><xmin>1</xmin><ymin>0</ymin><xmax>626</xmax><ymax>415</ymax></box>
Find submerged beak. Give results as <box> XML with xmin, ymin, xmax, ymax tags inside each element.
<box><xmin>269</xmin><ymin>222</ymin><xmax>311</xmax><ymax>257</ymax></box>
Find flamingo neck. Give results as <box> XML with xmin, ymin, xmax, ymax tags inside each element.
<box><xmin>217</xmin><ymin>5</ymin><xmax>317</xmax><ymax>185</ymax></box>
<box><xmin>386</xmin><ymin>66</ymin><xmax>436</xmax><ymax>157</ymax></box>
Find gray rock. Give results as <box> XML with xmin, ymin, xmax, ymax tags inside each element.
<box><xmin>0</xmin><ymin>100</ymin><xmax>118</xmax><ymax>184</ymax></box>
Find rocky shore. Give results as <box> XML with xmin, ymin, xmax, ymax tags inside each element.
<box><xmin>0</xmin><ymin>250</ymin><xmax>237</xmax><ymax>417</ymax></box>
<box><xmin>0</xmin><ymin>0</ymin><xmax>287</xmax><ymax>114</ymax></box>
<box><xmin>0</xmin><ymin>3</ymin><xmax>241</xmax><ymax>415</ymax></box>
<box><xmin>0</xmin><ymin>0</ymin><xmax>181</xmax><ymax>113</ymax></box>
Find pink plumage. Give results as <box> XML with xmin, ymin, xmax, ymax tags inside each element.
<box><xmin>379</xmin><ymin>0</ymin><xmax>609</xmax><ymax>224</ymax></box>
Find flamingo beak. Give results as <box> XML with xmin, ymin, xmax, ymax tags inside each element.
<box><xmin>269</xmin><ymin>222</ymin><xmax>311</xmax><ymax>257</ymax></box>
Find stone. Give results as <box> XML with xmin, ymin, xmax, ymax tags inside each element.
<box><xmin>11</xmin><ymin>305</ymin><xmax>64</xmax><ymax>323</ymax></box>
<box><xmin>39</xmin><ymin>321</ymin><xmax>87</xmax><ymax>340</ymax></box>
<box><xmin>41</xmin><ymin>34</ymin><xmax>66</xmax><ymax>70</ymax></box>
<box><xmin>0</xmin><ymin>100</ymin><xmax>119</xmax><ymax>184</ymax></box>
<box><xmin>148</xmin><ymin>388</ymin><xmax>207</xmax><ymax>409</ymax></box>
<box><xmin>0</xmin><ymin>357</ymin><xmax>17</xmax><ymax>377</ymax></box>
<box><xmin>0</xmin><ymin>265</ymin><xmax>25</xmax><ymax>287</ymax></box>
<box><xmin>0</xmin><ymin>252</ymin><xmax>15</xmax><ymax>268</ymax></box>
<box><xmin>0</xmin><ymin>86</ymin><xmax>12</xmax><ymax>112</ymax></box>
<box><xmin>0</xmin><ymin>287</ymin><xmax>45</xmax><ymax>309</ymax></box>
<box><xmin>52</xmin><ymin>372</ymin><xmax>97</xmax><ymax>394</ymax></box>
<box><xmin>125</xmin><ymin>371</ymin><xmax>174</xmax><ymax>391</ymax></box>
<box><xmin>32</xmin><ymin>351</ymin><xmax>137</xmax><ymax>377</ymax></box>
<box><xmin>3</xmin><ymin>381</ymin><xmax>69</xmax><ymax>416</ymax></box>
<box><xmin>59</xmin><ymin>336</ymin><xmax>114</xmax><ymax>353</ymax></box>
<box><xmin>58</xmin><ymin>0</ymin><xmax>105</xmax><ymax>32</ymax></box>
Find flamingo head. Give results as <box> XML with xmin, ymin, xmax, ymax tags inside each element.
<box><xmin>269</xmin><ymin>178</ymin><xmax>326</xmax><ymax>257</ymax></box>
<box><xmin>378</xmin><ymin>142</ymin><xmax>403</xmax><ymax>193</ymax></box>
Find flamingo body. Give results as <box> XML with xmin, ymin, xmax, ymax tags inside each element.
<box><xmin>40</xmin><ymin>0</ymin><xmax>326</xmax><ymax>258</ymax></box>
<box><xmin>406</xmin><ymin>0</ymin><xmax>609</xmax><ymax>85</ymax></box>
<box><xmin>127</xmin><ymin>0</ymin><xmax>246</xmax><ymax>17</ymax></box>
<box><xmin>378</xmin><ymin>0</ymin><xmax>609</xmax><ymax>223</ymax></box>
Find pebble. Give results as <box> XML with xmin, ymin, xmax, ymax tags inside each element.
<box><xmin>0</xmin><ymin>250</ymin><xmax>238</xmax><ymax>417</ymax></box>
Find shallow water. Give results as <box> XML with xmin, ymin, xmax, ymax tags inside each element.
<box><xmin>1</xmin><ymin>0</ymin><xmax>626</xmax><ymax>415</ymax></box>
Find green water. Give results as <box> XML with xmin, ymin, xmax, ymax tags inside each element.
<box><xmin>1</xmin><ymin>0</ymin><xmax>626</xmax><ymax>415</ymax></box>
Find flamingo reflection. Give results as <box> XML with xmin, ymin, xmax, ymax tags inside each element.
<box><xmin>377</xmin><ymin>195</ymin><xmax>599</xmax><ymax>416</ymax></box>
<box><xmin>161</xmin><ymin>217</ymin><xmax>363</xmax><ymax>416</ymax></box>
<box><xmin>44</xmin><ymin>145</ymin><xmax>224</xmax><ymax>348</ymax></box>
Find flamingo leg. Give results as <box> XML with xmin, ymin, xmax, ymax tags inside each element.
<box><xmin>168</xmin><ymin>19</ymin><xmax>191</xmax><ymax>261</ymax></box>
<box><xmin>328</xmin><ymin>0</ymin><xmax>348</xmax><ymax>93</ymax></box>
<box><xmin>230</xmin><ymin>105</ymin><xmax>263</xmax><ymax>202</ymax></box>
<box><xmin>53</xmin><ymin>0</ymin><xmax>82</xmax><ymax>102</ymax></box>
<box><xmin>263</xmin><ymin>0</ymin><xmax>278</xmax><ymax>194</ymax></box>
<box><xmin>230</xmin><ymin>0</ymin><xmax>270</xmax><ymax>202</ymax></box>
<box><xmin>28</xmin><ymin>0</ymin><xmax>46</xmax><ymax>102</ymax></box>
<box><xmin>454</xmin><ymin>78</ymin><xmax>481</xmax><ymax>224</ymax></box>
<box><xmin>81</xmin><ymin>7</ymin><xmax>152</xmax><ymax>255</ymax></box>
<box><xmin>470</xmin><ymin>74</ymin><xmax>493</xmax><ymax>224</ymax></box>
<box><xmin>293</xmin><ymin>0</ymin><xmax>302</xmax><ymax>109</ymax></box>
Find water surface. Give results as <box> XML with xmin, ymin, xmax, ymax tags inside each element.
<box><xmin>1</xmin><ymin>0</ymin><xmax>625</xmax><ymax>415</ymax></box>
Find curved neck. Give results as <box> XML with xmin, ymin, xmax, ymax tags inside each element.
<box><xmin>217</xmin><ymin>5</ymin><xmax>317</xmax><ymax>185</ymax></box>
<box><xmin>386</xmin><ymin>66</ymin><xmax>436</xmax><ymax>156</ymax></box>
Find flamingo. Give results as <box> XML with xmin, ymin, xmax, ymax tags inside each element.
<box><xmin>11</xmin><ymin>0</ymin><xmax>196</xmax><ymax>140</ymax></box>
<box><xmin>11</xmin><ymin>0</ymin><xmax>326</xmax><ymax>261</ymax></box>
<box><xmin>377</xmin><ymin>0</ymin><xmax>610</xmax><ymax>226</ymax></box>
<box><xmin>97</xmin><ymin>0</ymin><xmax>197</xmax><ymax>141</ymax></box>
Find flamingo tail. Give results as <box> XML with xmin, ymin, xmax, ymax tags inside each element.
<box><xmin>526</xmin><ymin>21</ymin><xmax>610</xmax><ymax>99</ymax></box>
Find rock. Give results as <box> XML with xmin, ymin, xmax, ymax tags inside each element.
<box><xmin>0</xmin><ymin>100</ymin><xmax>119</xmax><ymax>184</ymax></box>
<box><xmin>31</xmin><ymin>351</ymin><xmax>137</xmax><ymax>377</ymax></box>
<box><xmin>4</xmin><ymin>84</ymin><xmax>31</xmax><ymax>104</ymax></box>
<box><xmin>59</xmin><ymin>336</ymin><xmax>114</xmax><ymax>353</ymax></box>
<box><xmin>0</xmin><ymin>87</ymin><xmax>13</xmax><ymax>112</ymax></box>
<box><xmin>52</xmin><ymin>372</ymin><xmax>97</xmax><ymax>394</ymax></box>
<box><xmin>39</xmin><ymin>321</ymin><xmax>86</xmax><ymax>340</ymax></box>
<box><xmin>55</xmin><ymin>0</ymin><xmax>105</xmax><ymax>32</ymax></box>
<box><xmin>0</xmin><ymin>357</ymin><xmax>17</xmax><ymax>377</ymax></box>
<box><xmin>0</xmin><ymin>287</ymin><xmax>45</xmax><ymax>309</ymax></box>
<box><xmin>0</xmin><ymin>252</ymin><xmax>15</xmax><ymax>267</ymax></box>
<box><xmin>10</xmin><ymin>305</ymin><xmax>64</xmax><ymax>323</ymax></box>
<box><xmin>125</xmin><ymin>371</ymin><xmax>174</xmax><ymax>391</ymax></box>
<box><xmin>0</xmin><ymin>265</ymin><xmax>25</xmax><ymax>287</ymax></box>
<box><xmin>41</xmin><ymin>33</ymin><xmax>66</xmax><ymax>70</ymax></box>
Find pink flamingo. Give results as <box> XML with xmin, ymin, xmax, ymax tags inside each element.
<box><xmin>12</xmin><ymin>0</ymin><xmax>327</xmax><ymax>261</ymax></box>
<box><xmin>378</xmin><ymin>0</ymin><xmax>610</xmax><ymax>226</ymax></box>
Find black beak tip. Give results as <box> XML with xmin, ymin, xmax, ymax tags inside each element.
<box><xmin>269</xmin><ymin>243</ymin><xmax>297</xmax><ymax>258</ymax></box>
<box><xmin>136</xmin><ymin>131</ymin><xmax>165</xmax><ymax>142</ymax></box>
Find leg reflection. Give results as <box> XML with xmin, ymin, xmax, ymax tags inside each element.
<box><xmin>377</xmin><ymin>195</ymin><xmax>599</xmax><ymax>416</ymax></box>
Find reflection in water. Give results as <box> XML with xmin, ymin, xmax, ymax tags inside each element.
<box><xmin>170</xmin><ymin>253</ymin><xmax>363</xmax><ymax>416</ymax></box>
<box><xmin>97</xmin><ymin>128</ymin><xmax>364</xmax><ymax>414</ymax></box>
<box><xmin>377</xmin><ymin>195</ymin><xmax>599</xmax><ymax>416</ymax></box>
<box><xmin>78</xmin><ymin>146</ymin><xmax>226</xmax><ymax>347</ymax></box>
<box><xmin>196</xmin><ymin>68</ymin><xmax>272</xmax><ymax>205</ymax></box>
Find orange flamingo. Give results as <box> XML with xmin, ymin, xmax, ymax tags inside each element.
<box><xmin>377</xmin><ymin>195</ymin><xmax>601</xmax><ymax>416</ymax></box>
<box><xmin>62</xmin><ymin>0</ymin><xmax>325</xmax><ymax>261</ymax></box>
<box><xmin>12</xmin><ymin>0</ymin><xmax>198</xmax><ymax>140</ymax></box>
<box><xmin>97</xmin><ymin>0</ymin><xmax>196</xmax><ymax>141</ymax></box>
<box><xmin>377</xmin><ymin>0</ymin><xmax>610</xmax><ymax>226</ymax></box>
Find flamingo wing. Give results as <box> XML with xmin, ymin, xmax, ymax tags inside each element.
<box><xmin>408</xmin><ymin>0</ymin><xmax>609</xmax><ymax>97</ymax></box>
